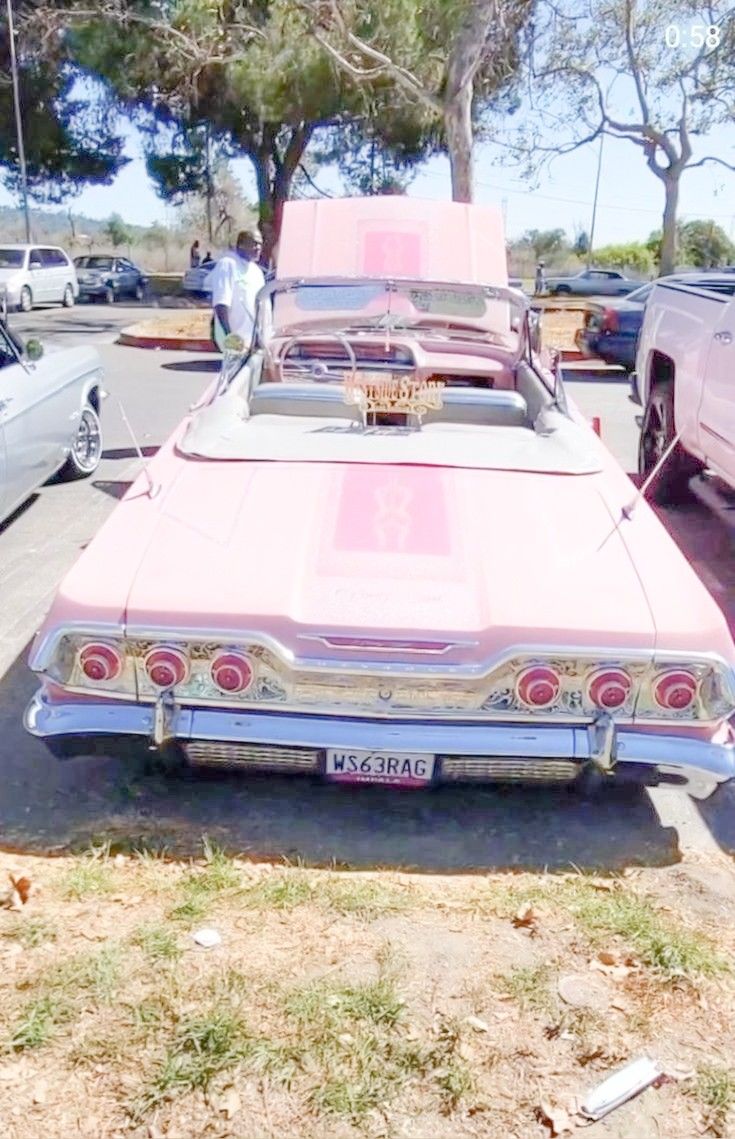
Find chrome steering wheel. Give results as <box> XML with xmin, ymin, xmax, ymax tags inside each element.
<box><xmin>277</xmin><ymin>332</ymin><xmax>357</xmax><ymax>386</ymax></box>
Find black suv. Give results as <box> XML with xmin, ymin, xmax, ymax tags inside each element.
<box><xmin>74</xmin><ymin>255</ymin><xmax>148</xmax><ymax>303</ymax></box>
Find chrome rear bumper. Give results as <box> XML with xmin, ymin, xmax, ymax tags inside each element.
<box><xmin>24</xmin><ymin>690</ymin><xmax>735</xmax><ymax>799</ymax></box>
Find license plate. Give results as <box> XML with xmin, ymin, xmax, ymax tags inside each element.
<box><xmin>325</xmin><ymin>749</ymin><xmax>435</xmax><ymax>786</ymax></box>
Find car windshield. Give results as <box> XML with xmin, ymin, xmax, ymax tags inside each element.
<box><xmin>0</xmin><ymin>249</ymin><xmax>24</xmax><ymax>268</ymax></box>
<box><xmin>625</xmin><ymin>283</ymin><xmax>653</xmax><ymax>303</ymax></box>
<box><xmin>75</xmin><ymin>257</ymin><xmax>113</xmax><ymax>269</ymax></box>
<box><xmin>270</xmin><ymin>279</ymin><xmax>522</xmax><ymax>343</ymax></box>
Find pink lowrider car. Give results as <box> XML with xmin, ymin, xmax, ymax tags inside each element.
<box><xmin>25</xmin><ymin>198</ymin><xmax>735</xmax><ymax>798</ymax></box>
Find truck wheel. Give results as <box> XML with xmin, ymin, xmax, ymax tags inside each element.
<box><xmin>638</xmin><ymin>381</ymin><xmax>703</xmax><ymax>504</ymax></box>
<box><xmin>19</xmin><ymin>285</ymin><xmax>32</xmax><ymax>312</ymax></box>
<box><xmin>553</xmin><ymin>285</ymin><xmax>571</xmax><ymax>296</ymax></box>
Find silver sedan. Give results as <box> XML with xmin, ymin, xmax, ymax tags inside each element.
<box><xmin>0</xmin><ymin>321</ymin><xmax>104</xmax><ymax>525</ymax></box>
<box><xmin>543</xmin><ymin>269</ymin><xmax>642</xmax><ymax>297</ymax></box>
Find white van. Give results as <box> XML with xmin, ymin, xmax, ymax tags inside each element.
<box><xmin>0</xmin><ymin>244</ymin><xmax>79</xmax><ymax>312</ymax></box>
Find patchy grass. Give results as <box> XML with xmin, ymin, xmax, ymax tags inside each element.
<box><xmin>10</xmin><ymin>994</ymin><xmax>72</xmax><ymax>1051</ymax></box>
<box><xmin>498</xmin><ymin>964</ymin><xmax>555</xmax><ymax>1015</ymax></box>
<box><xmin>133</xmin><ymin>923</ymin><xmax>182</xmax><ymax>963</ymax></box>
<box><xmin>136</xmin><ymin>1004</ymin><xmax>249</xmax><ymax>1117</ymax></box>
<box><xmin>1</xmin><ymin>915</ymin><xmax>57</xmax><ymax>948</ymax></box>
<box><xmin>484</xmin><ymin>876</ymin><xmax>727</xmax><ymax>979</ymax></box>
<box><xmin>168</xmin><ymin>840</ymin><xmax>243</xmax><ymax>922</ymax></box>
<box><xmin>285</xmin><ymin>976</ymin><xmax>427</xmax><ymax>1120</ymax></box>
<box><xmin>2</xmin><ymin>850</ymin><xmax>735</xmax><ymax>1138</ymax></box>
<box><xmin>692</xmin><ymin>1065</ymin><xmax>735</xmax><ymax>1136</ymax></box>
<box><xmin>569</xmin><ymin>886</ymin><xmax>727</xmax><ymax>978</ymax></box>
<box><xmin>60</xmin><ymin>847</ymin><xmax>117</xmax><ymax>900</ymax></box>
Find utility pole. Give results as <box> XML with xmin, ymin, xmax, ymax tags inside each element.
<box><xmin>587</xmin><ymin>134</ymin><xmax>605</xmax><ymax>269</ymax></box>
<box><xmin>6</xmin><ymin>0</ymin><xmax>31</xmax><ymax>242</ymax></box>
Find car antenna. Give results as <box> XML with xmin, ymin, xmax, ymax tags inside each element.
<box><xmin>621</xmin><ymin>431</ymin><xmax>682</xmax><ymax>520</ymax></box>
<box><xmin>112</xmin><ymin>395</ymin><xmax>159</xmax><ymax>499</ymax></box>
<box><xmin>596</xmin><ymin>429</ymin><xmax>683</xmax><ymax>554</ymax></box>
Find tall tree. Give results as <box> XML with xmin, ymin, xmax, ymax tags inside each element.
<box><xmin>0</xmin><ymin>15</ymin><xmax>127</xmax><ymax>203</ymax></box>
<box><xmin>302</xmin><ymin>0</ymin><xmax>534</xmax><ymax>201</ymax></box>
<box><xmin>24</xmin><ymin>0</ymin><xmax>438</xmax><ymax>259</ymax></box>
<box><xmin>518</xmin><ymin>0</ymin><xmax>735</xmax><ymax>274</ymax></box>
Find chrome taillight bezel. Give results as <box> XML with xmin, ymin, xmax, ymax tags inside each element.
<box><xmin>32</xmin><ymin>627</ymin><xmax>735</xmax><ymax>726</ymax></box>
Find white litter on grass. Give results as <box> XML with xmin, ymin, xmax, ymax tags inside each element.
<box><xmin>580</xmin><ymin>1056</ymin><xmax>662</xmax><ymax>1121</ymax></box>
<box><xmin>192</xmin><ymin>928</ymin><xmax>222</xmax><ymax>949</ymax></box>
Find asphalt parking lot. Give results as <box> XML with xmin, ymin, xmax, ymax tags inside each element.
<box><xmin>1</xmin><ymin>302</ymin><xmax>734</xmax><ymax>869</ymax></box>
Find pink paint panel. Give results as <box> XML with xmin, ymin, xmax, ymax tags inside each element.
<box><xmin>333</xmin><ymin>465</ymin><xmax>450</xmax><ymax>556</ymax></box>
<box><xmin>362</xmin><ymin>231</ymin><xmax>422</xmax><ymax>276</ymax></box>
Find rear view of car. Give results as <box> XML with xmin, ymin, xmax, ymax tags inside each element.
<box><xmin>576</xmin><ymin>283</ymin><xmax>653</xmax><ymax>370</ymax></box>
<box><xmin>74</xmin><ymin>255</ymin><xmax>148</xmax><ymax>303</ymax></box>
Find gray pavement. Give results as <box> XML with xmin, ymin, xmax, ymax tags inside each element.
<box><xmin>0</xmin><ymin>313</ymin><xmax>733</xmax><ymax>868</ymax></box>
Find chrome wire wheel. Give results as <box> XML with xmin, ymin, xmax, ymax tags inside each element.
<box><xmin>73</xmin><ymin>407</ymin><xmax>102</xmax><ymax>473</ymax></box>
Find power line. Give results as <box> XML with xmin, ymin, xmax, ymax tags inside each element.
<box><xmin>416</xmin><ymin>166</ymin><xmax>735</xmax><ymax>219</ymax></box>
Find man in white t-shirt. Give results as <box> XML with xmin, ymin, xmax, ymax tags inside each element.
<box><xmin>208</xmin><ymin>230</ymin><xmax>266</xmax><ymax>352</ymax></box>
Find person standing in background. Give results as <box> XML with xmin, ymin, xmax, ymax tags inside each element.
<box><xmin>189</xmin><ymin>240</ymin><xmax>201</xmax><ymax>269</ymax></box>
<box><xmin>208</xmin><ymin>229</ymin><xmax>265</xmax><ymax>352</ymax></box>
<box><xmin>534</xmin><ymin>261</ymin><xmax>546</xmax><ymax>296</ymax></box>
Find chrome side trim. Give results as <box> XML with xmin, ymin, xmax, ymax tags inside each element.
<box><xmin>25</xmin><ymin>691</ymin><xmax>735</xmax><ymax>799</ymax></box>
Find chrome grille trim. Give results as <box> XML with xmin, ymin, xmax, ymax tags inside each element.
<box><xmin>441</xmin><ymin>756</ymin><xmax>580</xmax><ymax>782</ymax></box>
<box><xmin>184</xmin><ymin>741</ymin><xmax>319</xmax><ymax>771</ymax></box>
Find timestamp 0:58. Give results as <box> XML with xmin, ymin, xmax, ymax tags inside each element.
<box><xmin>664</xmin><ymin>24</ymin><xmax>721</xmax><ymax>49</ymax></box>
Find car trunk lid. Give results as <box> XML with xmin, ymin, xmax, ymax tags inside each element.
<box><xmin>123</xmin><ymin>459</ymin><xmax>656</xmax><ymax>666</ymax></box>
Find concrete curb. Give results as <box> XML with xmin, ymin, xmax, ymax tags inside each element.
<box><xmin>118</xmin><ymin>325</ymin><xmax>218</xmax><ymax>352</ymax></box>
<box><xmin>118</xmin><ymin>322</ymin><xmax>586</xmax><ymax>362</ymax></box>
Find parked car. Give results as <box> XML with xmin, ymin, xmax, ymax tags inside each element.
<box><xmin>25</xmin><ymin>197</ymin><xmax>735</xmax><ymax>799</ymax></box>
<box><xmin>0</xmin><ymin>320</ymin><xmax>104</xmax><ymax>525</ymax></box>
<box><xmin>0</xmin><ymin>244</ymin><xmax>78</xmax><ymax>312</ymax></box>
<box><xmin>578</xmin><ymin>273</ymin><xmax>735</xmax><ymax>371</ymax></box>
<box><xmin>576</xmin><ymin>282</ymin><xmax>654</xmax><ymax>370</ymax></box>
<box><xmin>635</xmin><ymin>273</ymin><xmax>735</xmax><ymax>503</ymax></box>
<box><xmin>544</xmin><ymin>269</ymin><xmax>641</xmax><ymax>297</ymax></box>
<box><xmin>182</xmin><ymin>257</ymin><xmax>217</xmax><ymax>296</ymax></box>
<box><xmin>74</xmin><ymin>255</ymin><xmax>148</xmax><ymax>303</ymax></box>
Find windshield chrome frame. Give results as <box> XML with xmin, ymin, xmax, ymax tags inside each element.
<box><xmin>254</xmin><ymin>275</ymin><xmax>529</xmax><ymax>346</ymax></box>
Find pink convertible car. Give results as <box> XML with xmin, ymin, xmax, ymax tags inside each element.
<box><xmin>25</xmin><ymin>198</ymin><xmax>735</xmax><ymax>798</ymax></box>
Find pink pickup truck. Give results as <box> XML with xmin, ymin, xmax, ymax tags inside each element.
<box><xmin>636</xmin><ymin>274</ymin><xmax>735</xmax><ymax>503</ymax></box>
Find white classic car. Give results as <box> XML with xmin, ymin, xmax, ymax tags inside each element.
<box><xmin>0</xmin><ymin>320</ymin><xmax>104</xmax><ymax>525</ymax></box>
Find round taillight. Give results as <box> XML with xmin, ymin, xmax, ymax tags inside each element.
<box><xmin>654</xmin><ymin>669</ymin><xmax>698</xmax><ymax>711</ymax></box>
<box><xmin>79</xmin><ymin>642</ymin><xmax>122</xmax><ymax>683</ymax></box>
<box><xmin>211</xmin><ymin>652</ymin><xmax>253</xmax><ymax>694</ymax></box>
<box><xmin>588</xmin><ymin>668</ymin><xmax>632</xmax><ymax>710</ymax></box>
<box><xmin>144</xmin><ymin>646</ymin><xmax>189</xmax><ymax>689</ymax></box>
<box><xmin>516</xmin><ymin>665</ymin><xmax>561</xmax><ymax>708</ymax></box>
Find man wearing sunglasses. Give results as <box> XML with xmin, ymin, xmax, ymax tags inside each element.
<box><xmin>209</xmin><ymin>229</ymin><xmax>265</xmax><ymax>353</ymax></box>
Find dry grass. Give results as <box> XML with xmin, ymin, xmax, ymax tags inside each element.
<box><xmin>0</xmin><ymin>847</ymin><xmax>734</xmax><ymax>1138</ymax></box>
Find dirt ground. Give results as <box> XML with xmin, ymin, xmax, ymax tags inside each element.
<box><xmin>123</xmin><ymin>307</ymin><xmax>586</xmax><ymax>353</ymax></box>
<box><xmin>2</xmin><ymin>847</ymin><xmax>734</xmax><ymax>1139</ymax></box>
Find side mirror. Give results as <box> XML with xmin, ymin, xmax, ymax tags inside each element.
<box><xmin>26</xmin><ymin>338</ymin><xmax>43</xmax><ymax>362</ymax></box>
<box><xmin>29</xmin><ymin>261</ymin><xmax>42</xmax><ymax>271</ymax></box>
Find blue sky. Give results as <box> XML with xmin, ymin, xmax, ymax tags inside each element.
<box><xmin>1</xmin><ymin>113</ymin><xmax>734</xmax><ymax>247</ymax></box>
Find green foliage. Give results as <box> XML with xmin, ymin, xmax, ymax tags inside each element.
<box><xmin>104</xmin><ymin>212</ymin><xmax>134</xmax><ymax>248</ymax></box>
<box><xmin>591</xmin><ymin>242</ymin><xmax>655</xmax><ymax>274</ymax></box>
<box><xmin>521</xmin><ymin>228</ymin><xmax>568</xmax><ymax>258</ymax></box>
<box><xmin>0</xmin><ymin>17</ymin><xmax>127</xmax><ymax>202</ymax></box>
<box><xmin>515</xmin><ymin>0</ymin><xmax>735</xmax><ymax>274</ymax></box>
<box><xmin>679</xmin><ymin>219</ymin><xmax>735</xmax><ymax>268</ymax></box>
